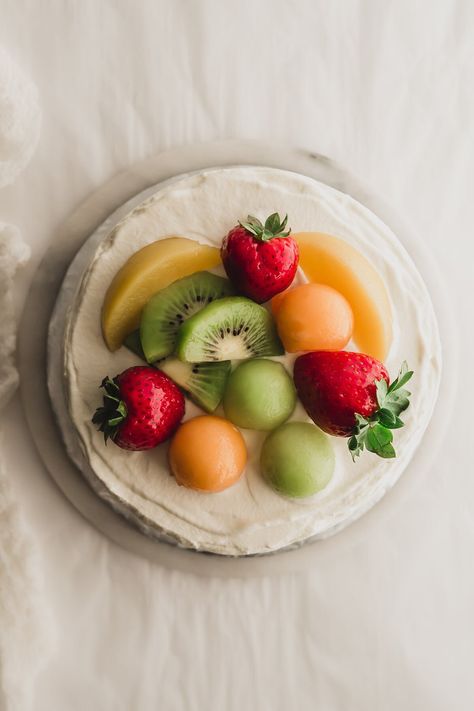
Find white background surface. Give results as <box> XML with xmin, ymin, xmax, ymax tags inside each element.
<box><xmin>1</xmin><ymin>1</ymin><xmax>473</xmax><ymax>709</ymax></box>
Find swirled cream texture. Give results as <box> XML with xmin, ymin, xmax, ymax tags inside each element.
<box><xmin>64</xmin><ymin>167</ymin><xmax>441</xmax><ymax>555</ymax></box>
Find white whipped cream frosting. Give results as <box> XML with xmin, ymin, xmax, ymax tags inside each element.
<box><xmin>64</xmin><ymin>167</ymin><xmax>441</xmax><ymax>556</ymax></box>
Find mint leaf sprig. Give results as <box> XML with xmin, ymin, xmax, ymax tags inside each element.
<box><xmin>239</xmin><ymin>213</ymin><xmax>291</xmax><ymax>242</ymax></box>
<box><xmin>348</xmin><ymin>362</ymin><xmax>414</xmax><ymax>461</ymax></box>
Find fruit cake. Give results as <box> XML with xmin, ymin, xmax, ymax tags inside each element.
<box><xmin>55</xmin><ymin>166</ymin><xmax>441</xmax><ymax>556</ymax></box>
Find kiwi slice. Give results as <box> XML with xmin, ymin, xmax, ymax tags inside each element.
<box><xmin>176</xmin><ymin>296</ymin><xmax>284</xmax><ymax>363</ymax></box>
<box><xmin>140</xmin><ymin>271</ymin><xmax>235</xmax><ymax>363</ymax></box>
<box><xmin>158</xmin><ymin>358</ymin><xmax>230</xmax><ymax>412</ymax></box>
<box><xmin>123</xmin><ymin>333</ymin><xmax>228</xmax><ymax>411</ymax></box>
<box><xmin>123</xmin><ymin>329</ymin><xmax>146</xmax><ymax>360</ymax></box>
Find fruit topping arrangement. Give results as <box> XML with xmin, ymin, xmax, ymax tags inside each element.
<box><xmin>102</xmin><ymin>237</ymin><xmax>221</xmax><ymax>351</ymax></box>
<box><xmin>295</xmin><ymin>232</ymin><xmax>392</xmax><ymax>361</ymax></box>
<box><xmin>92</xmin><ymin>213</ymin><xmax>412</xmax><ymax>499</ymax></box>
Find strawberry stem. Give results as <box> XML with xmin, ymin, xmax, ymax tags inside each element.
<box><xmin>91</xmin><ymin>376</ymin><xmax>128</xmax><ymax>443</ymax></box>
<box><xmin>239</xmin><ymin>213</ymin><xmax>291</xmax><ymax>242</ymax></box>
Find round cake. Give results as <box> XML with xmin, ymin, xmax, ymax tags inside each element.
<box><xmin>53</xmin><ymin>166</ymin><xmax>441</xmax><ymax>556</ymax></box>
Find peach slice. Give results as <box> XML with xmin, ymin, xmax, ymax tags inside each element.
<box><xmin>294</xmin><ymin>232</ymin><xmax>392</xmax><ymax>361</ymax></box>
<box><xmin>101</xmin><ymin>237</ymin><xmax>221</xmax><ymax>351</ymax></box>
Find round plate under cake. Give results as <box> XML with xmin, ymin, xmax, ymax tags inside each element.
<box><xmin>19</xmin><ymin>141</ymin><xmax>452</xmax><ymax>575</ymax></box>
<box><xmin>47</xmin><ymin>164</ymin><xmax>441</xmax><ymax>557</ymax></box>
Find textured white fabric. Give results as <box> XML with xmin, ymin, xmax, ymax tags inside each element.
<box><xmin>0</xmin><ymin>442</ymin><xmax>55</xmax><ymax>711</ymax></box>
<box><xmin>0</xmin><ymin>225</ymin><xmax>29</xmax><ymax>405</ymax></box>
<box><xmin>0</xmin><ymin>2</ymin><xmax>473</xmax><ymax>710</ymax></box>
<box><xmin>0</xmin><ymin>44</ymin><xmax>52</xmax><ymax>711</ymax></box>
<box><xmin>0</xmin><ymin>46</ymin><xmax>41</xmax><ymax>189</ymax></box>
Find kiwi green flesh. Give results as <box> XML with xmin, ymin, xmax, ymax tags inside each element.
<box><xmin>140</xmin><ymin>271</ymin><xmax>234</xmax><ymax>363</ymax></box>
<box><xmin>158</xmin><ymin>358</ymin><xmax>230</xmax><ymax>412</ymax></box>
<box><xmin>176</xmin><ymin>296</ymin><xmax>284</xmax><ymax>363</ymax></box>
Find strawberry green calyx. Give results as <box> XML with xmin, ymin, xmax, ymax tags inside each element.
<box><xmin>348</xmin><ymin>362</ymin><xmax>413</xmax><ymax>461</ymax></box>
<box><xmin>239</xmin><ymin>213</ymin><xmax>291</xmax><ymax>242</ymax></box>
<box><xmin>91</xmin><ymin>376</ymin><xmax>128</xmax><ymax>443</ymax></box>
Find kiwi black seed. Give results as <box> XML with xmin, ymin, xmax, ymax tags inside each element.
<box><xmin>139</xmin><ymin>272</ymin><xmax>234</xmax><ymax>363</ymax></box>
<box><xmin>175</xmin><ymin>296</ymin><xmax>284</xmax><ymax>363</ymax></box>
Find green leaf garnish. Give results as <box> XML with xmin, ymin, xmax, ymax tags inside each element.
<box><xmin>387</xmin><ymin>361</ymin><xmax>413</xmax><ymax>391</ymax></box>
<box><xmin>348</xmin><ymin>362</ymin><xmax>413</xmax><ymax>462</ymax></box>
<box><xmin>375</xmin><ymin>378</ymin><xmax>388</xmax><ymax>407</ymax></box>
<box><xmin>377</xmin><ymin>408</ymin><xmax>405</xmax><ymax>429</ymax></box>
<box><xmin>366</xmin><ymin>424</ymin><xmax>395</xmax><ymax>458</ymax></box>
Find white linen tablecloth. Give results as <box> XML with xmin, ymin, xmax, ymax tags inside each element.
<box><xmin>1</xmin><ymin>1</ymin><xmax>473</xmax><ymax>709</ymax></box>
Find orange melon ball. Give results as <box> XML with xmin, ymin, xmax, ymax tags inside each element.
<box><xmin>271</xmin><ymin>289</ymin><xmax>289</xmax><ymax>316</ymax></box>
<box><xmin>273</xmin><ymin>283</ymin><xmax>354</xmax><ymax>353</ymax></box>
<box><xmin>169</xmin><ymin>416</ymin><xmax>247</xmax><ymax>493</ymax></box>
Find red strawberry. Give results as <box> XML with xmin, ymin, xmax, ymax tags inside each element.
<box><xmin>221</xmin><ymin>213</ymin><xmax>299</xmax><ymax>303</ymax></box>
<box><xmin>92</xmin><ymin>366</ymin><xmax>185</xmax><ymax>451</ymax></box>
<box><xmin>293</xmin><ymin>351</ymin><xmax>413</xmax><ymax>460</ymax></box>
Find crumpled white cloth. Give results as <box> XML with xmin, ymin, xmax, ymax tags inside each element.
<box><xmin>0</xmin><ymin>436</ymin><xmax>55</xmax><ymax>711</ymax></box>
<box><xmin>0</xmin><ymin>225</ymin><xmax>29</xmax><ymax>405</ymax></box>
<box><xmin>0</xmin><ymin>46</ymin><xmax>52</xmax><ymax>711</ymax></box>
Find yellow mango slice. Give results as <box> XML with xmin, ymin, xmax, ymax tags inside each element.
<box><xmin>101</xmin><ymin>237</ymin><xmax>221</xmax><ymax>351</ymax></box>
<box><xmin>295</xmin><ymin>232</ymin><xmax>392</xmax><ymax>361</ymax></box>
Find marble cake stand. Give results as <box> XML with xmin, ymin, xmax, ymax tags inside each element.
<box><xmin>18</xmin><ymin>141</ymin><xmax>453</xmax><ymax>577</ymax></box>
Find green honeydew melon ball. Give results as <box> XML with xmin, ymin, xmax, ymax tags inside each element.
<box><xmin>261</xmin><ymin>422</ymin><xmax>335</xmax><ymax>498</ymax></box>
<box><xmin>223</xmin><ymin>359</ymin><xmax>296</xmax><ymax>431</ymax></box>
